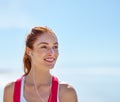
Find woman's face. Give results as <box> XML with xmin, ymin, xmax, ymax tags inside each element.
<box><xmin>29</xmin><ymin>32</ymin><xmax>59</xmax><ymax>70</ymax></box>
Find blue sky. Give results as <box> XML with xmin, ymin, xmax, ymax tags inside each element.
<box><xmin>0</xmin><ymin>0</ymin><xmax>120</xmax><ymax>70</ymax></box>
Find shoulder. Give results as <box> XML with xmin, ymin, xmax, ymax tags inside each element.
<box><xmin>3</xmin><ymin>82</ymin><xmax>14</xmax><ymax>102</ymax></box>
<box><xmin>59</xmin><ymin>82</ymin><xmax>78</xmax><ymax>102</ymax></box>
<box><xmin>4</xmin><ymin>82</ymin><xmax>14</xmax><ymax>95</ymax></box>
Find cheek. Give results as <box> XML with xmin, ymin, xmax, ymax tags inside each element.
<box><xmin>32</xmin><ymin>50</ymin><xmax>45</xmax><ymax>59</ymax></box>
<box><xmin>55</xmin><ymin>51</ymin><xmax>59</xmax><ymax>57</ymax></box>
<box><xmin>36</xmin><ymin>49</ymin><xmax>46</xmax><ymax>55</ymax></box>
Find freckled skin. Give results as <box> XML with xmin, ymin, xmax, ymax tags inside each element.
<box><xmin>3</xmin><ymin>32</ymin><xmax>78</xmax><ymax>102</ymax></box>
<box><xmin>30</xmin><ymin>33</ymin><xmax>59</xmax><ymax>70</ymax></box>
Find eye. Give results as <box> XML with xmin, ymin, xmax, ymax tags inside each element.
<box><xmin>53</xmin><ymin>45</ymin><xmax>58</xmax><ymax>49</ymax></box>
<box><xmin>41</xmin><ymin>46</ymin><xmax>47</xmax><ymax>49</ymax></box>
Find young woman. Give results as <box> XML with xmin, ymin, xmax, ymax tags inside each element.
<box><xmin>3</xmin><ymin>26</ymin><xmax>78</xmax><ymax>102</ymax></box>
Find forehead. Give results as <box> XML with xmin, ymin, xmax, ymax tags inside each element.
<box><xmin>35</xmin><ymin>32</ymin><xmax>58</xmax><ymax>44</ymax></box>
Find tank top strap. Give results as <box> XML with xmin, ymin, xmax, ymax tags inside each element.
<box><xmin>13</xmin><ymin>76</ymin><xmax>23</xmax><ymax>102</ymax></box>
<box><xmin>48</xmin><ymin>75</ymin><xmax>59</xmax><ymax>102</ymax></box>
<box><xmin>13</xmin><ymin>75</ymin><xmax>59</xmax><ymax>102</ymax></box>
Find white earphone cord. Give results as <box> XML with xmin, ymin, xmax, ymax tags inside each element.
<box><xmin>32</xmin><ymin>70</ymin><xmax>46</xmax><ymax>102</ymax></box>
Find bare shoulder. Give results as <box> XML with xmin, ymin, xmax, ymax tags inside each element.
<box><xmin>3</xmin><ymin>82</ymin><xmax>14</xmax><ymax>102</ymax></box>
<box><xmin>59</xmin><ymin>82</ymin><xmax>78</xmax><ymax>102</ymax></box>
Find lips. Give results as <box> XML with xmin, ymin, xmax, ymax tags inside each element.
<box><xmin>44</xmin><ymin>58</ymin><xmax>55</xmax><ymax>62</ymax></box>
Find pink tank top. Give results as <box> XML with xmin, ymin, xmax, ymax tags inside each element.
<box><xmin>13</xmin><ymin>76</ymin><xmax>58</xmax><ymax>102</ymax></box>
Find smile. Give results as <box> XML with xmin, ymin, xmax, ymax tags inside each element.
<box><xmin>44</xmin><ymin>58</ymin><xmax>55</xmax><ymax>62</ymax></box>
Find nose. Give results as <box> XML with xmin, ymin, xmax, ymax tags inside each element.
<box><xmin>48</xmin><ymin>48</ymin><xmax>54</xmax><ymax>55</ymax></box>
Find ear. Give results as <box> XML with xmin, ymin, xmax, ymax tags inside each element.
<box><xmin>26</xmin><ymin>47</ymin><xmax>32</xmax><ymax>56</ymax></box>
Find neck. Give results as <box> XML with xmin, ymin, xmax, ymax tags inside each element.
<box><xmin>25</xmin><ymin>66</ymin><xmax>52</xmax><ymax>86</ymax></box>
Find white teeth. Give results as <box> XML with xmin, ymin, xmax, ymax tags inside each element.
<box><xmin>45</xmin><ymin>58</ymin><xmax>54</xmax><ymax>62</ymax></box>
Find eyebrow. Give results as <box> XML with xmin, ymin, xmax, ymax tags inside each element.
<box><xmin>37</xmin><ymin>42</ymin><xmax>58</xmax><ymax>45</ymax></box>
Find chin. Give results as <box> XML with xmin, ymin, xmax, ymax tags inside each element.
<box><xmin>48</xmin><ymin>65</ymin><xmax>55</xmax><ymax>69</ymax></box>
<box><xmin>43</xmin><ymin>63</ymin><xmax>54</xmax><ymax>69</ymax></box>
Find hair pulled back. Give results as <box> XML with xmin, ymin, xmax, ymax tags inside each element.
<box><xmin>23</xmin><ymin>26</ymin><xmax>55</xmax><ymax>75</ymax></box>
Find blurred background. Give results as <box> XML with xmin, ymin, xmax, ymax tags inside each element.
<box><xmin>0</xmin><ymin>0</ymin><xmax>120</xmax><ymax>102</ymax></box>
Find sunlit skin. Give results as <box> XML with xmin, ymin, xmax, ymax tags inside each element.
<box><xmin>28</xmin><ymin>32</ymin><xmax>59</xmax><ymax>71</ymax></box>
<box><xmin>24</xmin><ymin>32</ymin><xmax>59</xmax><ymax>102</ymax></box>
<box><xmin>3</xmin><ymin>32</ymin><xmax>78</xmax><ymax>102</ymax></box>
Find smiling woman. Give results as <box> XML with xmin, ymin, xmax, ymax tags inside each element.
<box><xmin>3</xmin><ymin>26</ymin><xmax>78</xmax><ymax>102</ymax></box>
